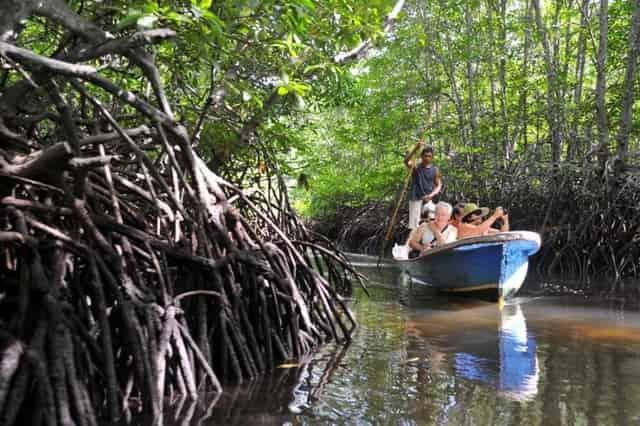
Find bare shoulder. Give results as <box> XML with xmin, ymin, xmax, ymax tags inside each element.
<box><xmin>413</xmin><ymin>223</ymin><xmax>428</xmax><ymax>236</ymax></box>
<box><xmin>414</xmin><ymin>223</ymin><xmax>426</xmax><ymax>233</ymax></box>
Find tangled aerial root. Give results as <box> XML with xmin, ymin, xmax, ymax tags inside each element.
<box><xmin>0</xmin><ymin>2</ymin><xmax>363</xmax><ymax>424</ymax></box>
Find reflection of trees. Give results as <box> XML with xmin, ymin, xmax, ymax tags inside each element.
<box><xmin>533</xmin><ymin>323</ymin><xmax>640</xmax><ymax>426</ymax></box>
<box><xmin>158</xmin><ymin>295</ymin><xmax>640</xmax><ymax>425</ymax></box>
<box><xmin>430</xmin><ymin>307</ymin><xmax>640</xmax><ymax>425</ymax></box>
<box><xmin>180</xmin><ymin>342</ymin><xmax>351</xmax><ymax>425</ymax></box>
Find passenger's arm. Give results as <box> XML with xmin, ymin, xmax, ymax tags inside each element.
<box><xmin>487</xmin><ymin>213</ymin><xmax>510</xmax><ymax>234</ymax></box>
<box><xmin>404</xmin><ymin>228</ymin><xmax>416</xmax><ymax>246</ymax></box>
<box><xmin>428</xmin><ymin>222</ymin><xmax>447</xmax><ymax>247</ymax></box>
<box><xmin>473</xmin><ymin>209</ymin><xmax>503</xmax><ymax>235</ymax></box>
<box><xmin>459</xmin><ymin>208</ymin><xmax>503</xmax><ymax>237</ymax></box>
<box><xmin>408</xmin><ymin>225</ymin><xmax>429</xmax><ymax>251</ymax></box>
<box><xmin>500</xmin><ymin>214</ymin><xmax>510</xmax><ymax>232</ymax></box>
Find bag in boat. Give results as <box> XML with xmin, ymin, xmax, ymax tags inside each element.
<box><xmin>392</xmin><ymin>243</ymin><xmax>409</xmax><ymax>260</ymax></box>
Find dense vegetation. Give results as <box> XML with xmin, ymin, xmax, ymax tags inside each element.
<box><xmin>292</xmin><ymin>0</ymin><xmax>640</xmax><ymax>287</ymax></box>
<box><xmin>0</xmin><ymin>1</ymin><xmax>396</xmax><ymax>425</ymax></box>
<box><xmin>1</xmin><ymin>0</ymin><xmax>640</xmax><ymax>424</ymax></box>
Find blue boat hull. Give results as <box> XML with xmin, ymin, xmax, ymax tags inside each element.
<box><xmin>395</xmin><ymin>232</ymin><xmax>541</xmax><ymax>300</ymax></box>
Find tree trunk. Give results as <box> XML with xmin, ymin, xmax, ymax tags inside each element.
<box><xmin>487</xmin><ymin>1</ymin><xmax>500</xmax><ymax>166</ymax></box>
<box><xmin>595</xmin><ymin>0</ymin><xmax>609</xmax><ymax>163</ymax></box>
<box><xmin>568</xmin><ymin>0</ymin><xmax>590</xmax><ymax>161</ymax></box>
<box><xmin>558</xmin><ymin>0</ymin><xmax>574</xmax><ymax>160</ymax></box>
<box><xmin>465</xmin><ymin>4</ymin><xmax>479</xmax><ymax>162</ymax></box>
<box><xmin>615</xmin><ymin>0</ymin><xmax>640</xmax><ymax>169</ymax></box>
<box><xmin>498</xmin><ymin>0</ymin><xmax>510</xmax><ymax>162</ymax></box>
<box><xmin>532</xmin><ymin>0</ymin><xmax>563</xmax><ymax>163</ymax></box>
<box><xmin>520</xmin><ymin>0</ymin><xmax>534</xmax><ymax>153</ymax></box>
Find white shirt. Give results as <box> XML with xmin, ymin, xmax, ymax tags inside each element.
<box><xmin>421</xmin><ymin>224</ymin><xmax>458</xmax><ymax>247</ymax></box>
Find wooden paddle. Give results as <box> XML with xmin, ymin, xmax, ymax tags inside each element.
<box><xmin>377</xmin><ymin>103</ymin><xmax>436</xmax><ymax>266</ymax></box>
<box><xmin>383</xmin><ymin>144</ymin><xmax>420</xmax><ymax>243</ymax></box>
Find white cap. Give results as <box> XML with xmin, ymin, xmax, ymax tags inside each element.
<box><xmin>422</xmin><ymin>200</ymin><xmax>436</xmax><ymax>214</ymax></box>
<box><xmin>422</xmin><ymin>201</ymin><xmax>436</xmax><ymax>218</ymax></box>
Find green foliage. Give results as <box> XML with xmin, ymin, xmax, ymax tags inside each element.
<box><xmin>10</xmin><ymin>0</ymin><xmax>640</xmax><ymax>223</ymax></box>
<box><xmin>24</xmin><ymin>0</ymin><xmax>393</xmax><ymax>185</ymax></box>
<box><xmin>120</xmin><ymin>0</ymin><xmax>398</xmax><ymax>184</ymax></box>
<box><xmin>291</xmin><ymin>0</ymin><xmax>640</xmax><ymax>219</ymax></box>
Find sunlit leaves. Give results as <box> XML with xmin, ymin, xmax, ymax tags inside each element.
<box><xmin>116</xmin><ymin>10</ymin><xmax>148</xmax><ymax>30</ymax></box>
<box><xmin>290</xmin><ymin>0</ymin><xmax>640</xmax><ymax>218</ymax></box>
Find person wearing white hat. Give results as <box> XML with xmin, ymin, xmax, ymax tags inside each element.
<box><xmin>406</xmin><ymin>201</ymin><xmax>457</xmax><ymax>257</ymax></box>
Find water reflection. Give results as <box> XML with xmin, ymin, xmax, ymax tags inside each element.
<box><xmin>400</xmin><ymin>287</ymin><xmax>539</xmax><ymax>402</ymax></box>
<box><xmin>182</xmin><ymin>344</ymin><xmax>351</xmax><ymax>425</ymax></box>
<box><xmin>453</xmin><ymin>304</ymin><xmax>538</xmax><ymax>401</ymax></box>
<box><xmin>157</xmin><ymin>257</ymin><xmax>640</xmax><ymax>425</ymax></box>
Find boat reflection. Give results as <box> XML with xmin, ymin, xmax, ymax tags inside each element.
<box><xmin>452</xmin><ymin>304</ymin><xmax>538</xmax><ymax>401</ymax></box>
<box><xmin>405</xmin><ymin>294</ymin><xmax>539</xmax><ymax>402</ymax></box>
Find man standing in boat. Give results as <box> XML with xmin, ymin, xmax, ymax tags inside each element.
<box><xmin>404</xmin><ymin>141</ymin><xmax>442</xmax><ymax>229</ymax></box>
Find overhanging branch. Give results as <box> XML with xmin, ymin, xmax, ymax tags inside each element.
<box><xmin>334</xmin><ymin>0</ymin><xmax>406</xmax><ymax>64</ymax></box>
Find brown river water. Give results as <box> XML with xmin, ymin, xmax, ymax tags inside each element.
<box><xmin>161</xmin><ymin>254</ymin><xmax>640</xmax><ymax>425</ymax></box>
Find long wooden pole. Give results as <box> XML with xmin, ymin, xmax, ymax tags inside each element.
<box><xmin>383</xmin><ymin>167</ymin><xmax>414</xmax><ymax>242</ymax></box>
<box><xmin>383</xmin><ymin>103</ymin><xmax>435</xmax><ymax>244</ymax></box>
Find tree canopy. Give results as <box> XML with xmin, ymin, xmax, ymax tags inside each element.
<box><xmin>2</xmin><ymin>0</ymin><xmax>640</xmax><ymax>424</ymax></box>
<box><xmin>0</xmin><ymin>1</ymin><xmax>398</xmax><ymax>425</ymax></box>
<box><xmin>292</xmin><ymin>0</ymin><xmax>640</xmax><ymax>217</ymax></box>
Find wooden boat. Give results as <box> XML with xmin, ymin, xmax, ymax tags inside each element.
<box><xmin>393</xmin><ymin>231</ymin><xmax>541</xmax><ymax>300</ymax></box>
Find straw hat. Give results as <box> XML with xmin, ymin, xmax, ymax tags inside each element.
<box><xmin>461</xmin><ymin>203</ymin><xmax>490</xmax><ymax>220</ymax></box>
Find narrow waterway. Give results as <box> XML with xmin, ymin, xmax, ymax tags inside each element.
<box><xmin>170</xmin><ymin>255</ymin><xmax>640</xmax><ymax>425</ymax></box>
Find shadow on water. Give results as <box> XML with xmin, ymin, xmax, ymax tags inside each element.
<box><xmin>156</xmin><ymin>343</ymin><xmax>353</xmax><ymax>425</ymax></box>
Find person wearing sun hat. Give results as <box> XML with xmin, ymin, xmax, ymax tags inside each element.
<box><xmin>458</xmin><ymin>203</ymin><xmax>509</xmax><ymax>239</ymax></box>
<box><xmin>461</xmin><ymin>203</ymin><xmax>490</xmax><ymax>221</ymax></box>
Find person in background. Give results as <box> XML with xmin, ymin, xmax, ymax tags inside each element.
<box><xmin>407</xmin><ymin>201</ymin><xmax>457</xmax><ymax>257</ymax></box>
<box><xmin>449</xmin><ymin>202</ymin><xmax>465</xmax><ymax>228</ymax></box>
<box><xmin>404</xmin><ymin>141</ymin><xmax>442</xmax><ymax>230</ymax></box>
<box><xmin>457</xmin><ymin>203</ymin><xmax>509</xmax><ymax>239</ymax></box>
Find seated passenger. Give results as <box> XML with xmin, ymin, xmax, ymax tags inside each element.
<box><xmin>449</xmin><ymin>202</ymin><xmax>465</xmax><ymax>228</ymax></box>
<box><xmin>458</xmin><ymin>203</ymin><xmax>509</xmax><ymax>239</ymax></box>
<box><xmin>407</xmin><ymin>201</ymin><xmax>458</xmax><ymax>257</ymax></box>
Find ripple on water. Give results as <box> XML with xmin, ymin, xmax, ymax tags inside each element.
<box><xmin>160</xmin><ymin>274</ymin><xmax>640</xmax><ymax>425</ymax></box>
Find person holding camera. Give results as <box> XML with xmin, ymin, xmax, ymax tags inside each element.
<box><xmin>457</xmin><ymin>203</ymin><xmax>510</xmax><ymax>239</ymax></box>
<box><xmin>407</xmin><ymin>201</ymin><xmax>457</xmax><ymax>257</ymax></box>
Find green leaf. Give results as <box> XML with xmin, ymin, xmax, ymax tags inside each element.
<box><xmin>116</xmin><ymin>10</ymin><xmax>144</xmax><ymax>31</ymax></box>
<box><xmin>277</xmin><ymin>86</ymin><xmax>289</xmax><ymax>96</ymax></box>
<box><xmin>303</xmin><ymin>63</ymin><xmax>328</xmax><ymax>75</ymax></box>
<box><xmin>137</xmin><ymin>15</ymin><xmax>158</xmax><ymax>29</ymax></box>
<box><xmin>289</xmin><ymin>81</ymin><xmax>311</xmax><ymax>95</ymax></box>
